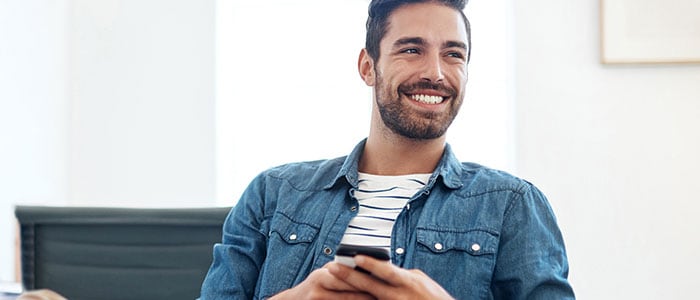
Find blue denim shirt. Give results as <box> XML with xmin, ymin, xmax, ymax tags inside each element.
<box><xmin>200</xmin><ymin>140</ymin><xmax>574</xmax><ymax>299</ymax></box>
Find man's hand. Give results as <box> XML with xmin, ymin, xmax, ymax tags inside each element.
<box><xmin>327</xmin><ymin>255</ymin><xmax>455</xmax><ymax>300</ymax></box>
<box><xmin>269</xmin><ymin>263</ymin><xmax>376</xmax><ymax>300</ymax></box>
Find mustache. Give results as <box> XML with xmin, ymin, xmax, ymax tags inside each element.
<box><xmin>398</xmin><ymin>81</ymin><xmax>457</xmax><ymax>97</ymax></box>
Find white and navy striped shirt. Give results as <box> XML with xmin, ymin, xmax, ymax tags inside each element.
<box><xmin>340</xmin><ymin>172</ymin><xmax>431</xmax><ymax>252</ymax></box>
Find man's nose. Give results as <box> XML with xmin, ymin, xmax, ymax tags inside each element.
<box><xmin>420</xmin><ymin>54</ymin><xmax>445</xmax><ymax>83</ymax></box>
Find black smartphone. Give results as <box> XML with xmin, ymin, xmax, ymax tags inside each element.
<box><xmin>334</xmin><ymin>244</ymin><xmax>390</xmax><ymax>273</ymax></box>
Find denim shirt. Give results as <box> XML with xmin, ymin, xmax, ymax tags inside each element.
<box><xmin>199</xmin><ymin>140</ymin><xmax>574</xmax><ymax>299</ymax></box>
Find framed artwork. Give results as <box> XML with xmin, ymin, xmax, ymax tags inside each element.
<box><xmin>600</xmin><ymin>0</ymin><xmax>700</xmax><ymax>64</ymax></box>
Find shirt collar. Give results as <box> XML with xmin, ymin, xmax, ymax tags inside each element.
<box><xmin>324</xmin><ymin>139</ymin><xmax>464</xmax><ymax>190</ymax></box>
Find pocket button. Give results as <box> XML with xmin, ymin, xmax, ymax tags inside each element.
<box><xmin>471</xmin><ymin>243</ymin><xmax>481</xmax><ymax>252</ymax></box>
<box><xmin>434</xmin><ymin>243</ymin><xmax>443</xmax><ymax>251</ymax></box>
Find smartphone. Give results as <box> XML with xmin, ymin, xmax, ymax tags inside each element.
<box><xmin>334</xmin><ymin>244</ymin><xmax>390</xmax><ymax>273</ymax></box>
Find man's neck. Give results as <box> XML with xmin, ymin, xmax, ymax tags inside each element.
<box><xmin>359</xmin><ymin>133</ymin><xmax>446</xmax><ymax>175</ymax></box>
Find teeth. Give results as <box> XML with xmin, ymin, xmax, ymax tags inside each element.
<box><xmin>410</xmin><ymin>94</ymin><xmax>444</xmax><ymax>104</ymax></box>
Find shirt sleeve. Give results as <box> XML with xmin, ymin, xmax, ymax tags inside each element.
<box><xmin>491</xmin><ymin>183</ymin><xmax>575</xmax><ymax>299</ymax></box>
<box><xmin>199</xmin><ymin>173</ymin><xmax>270</xmax><ymax>299</ymax></box>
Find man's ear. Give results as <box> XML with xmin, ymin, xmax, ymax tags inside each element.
<box><xmin>358</xmin><ymin>48</ymin><xmax>376</xmax><ymax>86</ymax></box>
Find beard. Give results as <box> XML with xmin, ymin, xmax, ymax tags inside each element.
<box><xmin>374</xmin><ymin>74</ymin><xmax>464</xmax><ymax>140</ymax></box>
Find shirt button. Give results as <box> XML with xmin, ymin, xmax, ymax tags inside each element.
<box><xmin>323</xmin><ymin>247</ymin><xmax>333</xmax><ymax>255</ymax></box>
<box><xmin>471</xmin><ymin>243</ymin><xmax>481</xmax><ymax>252</ymax></box>
<box><xmin>289</xmin><ymin>234</ymin><xmax>297</xmax><ymax>241</ymax></box>
<box><xmin>406</xmin><ymin>204</ymin><xmax>411</xmax><ymax>210</ymax></box>
<box><xmin>434</xmin><ymin>243</ymin><xmax>443</xmax><ymax>251</ymax></box>
<box><xmin>395</xmin><ymin>247</ymin><xmax>405</xmax><ymax>255</ymax></box>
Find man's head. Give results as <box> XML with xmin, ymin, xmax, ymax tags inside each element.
<box><xmin>359</xmin><ymin>0</ymin><xmax>471</xmax><ymax>141</ymax></box>
<box><xmin>365</xmin><ymin>0</ymin><xmax>471</xmax><ymax>64</ymax></box>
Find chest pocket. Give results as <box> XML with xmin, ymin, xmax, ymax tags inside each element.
<box><xmin>414</xmin><ymin>228</ymin><xmax>499</xmax><ymax>299</ymax></box>
<box><xmin>268</xmin><ymin>214</ymin><xmax>318</xmax><ymax>245</ymax></box>
<box><xmin>255</xmin><ymin>214</ymin><xmax>320</xmax><ymax>299</ymax></box>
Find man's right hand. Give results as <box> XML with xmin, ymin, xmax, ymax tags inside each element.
<box><xmin>269</xmin><ymin>262</ymin><xmax>376</xmax><ymax>300</ymax></box>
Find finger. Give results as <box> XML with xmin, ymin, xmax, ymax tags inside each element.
<box><xmin>316</xmin><ymin>265</ymin><xmax>365</xmax><ymax>292</ymax></box>
<box><xmin>331</xmin><ymin>291</ymin><xmax>377</xmax><ymax>300</ymax></box>
<box><xmin>328</xmin><ymin>259</ymin><xmax>392</xmax><ymax>296</ymax></box>
<box><xmin>353</xmin><ymin>255</ymin><xmax>407</xmax><ymax>286</ymax></box>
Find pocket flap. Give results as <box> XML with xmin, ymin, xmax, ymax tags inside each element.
<box><xmin>269</xmin><ymin>214</ymin><xmax>319</xmax><ymax>244</ymax></box>
<box><xmin>416</xmin><ymin>228</ymin><xmax>498</xmax><ymax>256</ymax></box>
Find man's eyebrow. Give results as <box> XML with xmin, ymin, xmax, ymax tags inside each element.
<box><xmin>392</xmin><ymin>38</ymin><xmax>467</xmax><ymax>51</ymax></box>
<box><xmin>444</xmin><ymin>40</ymin><xmax>467</xmax><ymax>51</ymax></box>
<box><xmin>392</xmin><ymin>37</ymin><xmax>425</xmax><ymax>48</ymax></box>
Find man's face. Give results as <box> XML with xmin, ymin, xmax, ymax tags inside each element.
<box><xmin>371</xmin><ymin>2</ymin><xmax>469</xmax><ymax>140</ymax></box>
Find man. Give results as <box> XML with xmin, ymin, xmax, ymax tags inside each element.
<box><xmin>200</xmin><ymin>0</ymin><xmax>574</xmax><ymax>299</ymax></box>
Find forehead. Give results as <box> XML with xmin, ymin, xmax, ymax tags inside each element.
<box><xmin>381</xmin><ymin>2</ymin><xmax>468</xmax><ymax>48</ymax></box>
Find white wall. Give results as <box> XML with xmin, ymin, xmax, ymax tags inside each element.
<box><xmin>0</xmin><ymin>0</ymin><xmax>70</xmax><ymax>282</ymax></box>
<box><xmin>0</xmin><ymin>0</ymin><xmax>215</xmax><ymax>282</ymax></box>
<box><xmin>215</xmin><ymin>0</ymin><xmax>374</xmax><ymax>205</ymax></box>
<box><xmin>67</xmin><ymin>0</ymin><xmax>216</xmax><ymax>207</ymax></box>
<box><xmin>514</xmin><ymin>0</ymin><xmax>700</xmax><ymax>298</ymax></box>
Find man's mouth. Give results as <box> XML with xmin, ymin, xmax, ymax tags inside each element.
<box><xmin>409</xmin><ymin>93</ymin><xmax>446</xmax><ymax>105</ymax></box>
<box><xmin>399</xmin><ymin>82</ymin><xmax>453</xmax><ymax>105</ymax></box>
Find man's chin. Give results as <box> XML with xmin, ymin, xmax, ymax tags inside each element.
<box><xmin>388</xmin><ymin>124</ymin><xmax>447</xmax><ymax>141</ymax></box>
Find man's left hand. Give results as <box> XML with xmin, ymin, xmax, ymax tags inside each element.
<box><xmin>327</xmin><ymin>255</ymin><xmax>455</xmax><ymax>300</ymax></box>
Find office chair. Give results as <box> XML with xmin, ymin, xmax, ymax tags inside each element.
<box><xmin>15</xmin><ymin>205</ymin><xmax>231</xmax><ymax>300</ymax></box>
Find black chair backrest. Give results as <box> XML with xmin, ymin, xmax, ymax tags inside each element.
<box><xmin>15</xmin><ymin>205</ymin><xmax>231</xmax><ymax>300</ymax></box>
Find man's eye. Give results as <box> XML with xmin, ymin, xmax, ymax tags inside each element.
<box><xmin>447</xmin><ymin>52</ymin><xmax>464</xmax><ymax>59</ymax></box>
<box><xmin>401</xmin><ymin>48</ymin><xmax>419</xmax><ymax>54</ymax></box>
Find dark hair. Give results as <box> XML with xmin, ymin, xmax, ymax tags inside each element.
<box><xmin>365</xmin><ymin>0</ymin><xmax>471</xmax><ymax>63</ymax></box>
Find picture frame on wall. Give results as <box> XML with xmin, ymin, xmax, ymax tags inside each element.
<box><xmin>600</xmin><ymin>0</ymin><xmax>700</xmax><ymax>64</ymax></box>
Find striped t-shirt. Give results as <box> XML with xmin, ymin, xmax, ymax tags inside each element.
<box><xmin>339</xmin><ymin>172</ymin><xmax>431</xmax><ymax>252</ymax></box>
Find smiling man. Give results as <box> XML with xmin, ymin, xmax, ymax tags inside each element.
<box><xmin>199</xmin><ymin>1</ymin><xmax>574</xmax><ymax>299</ymax></box>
